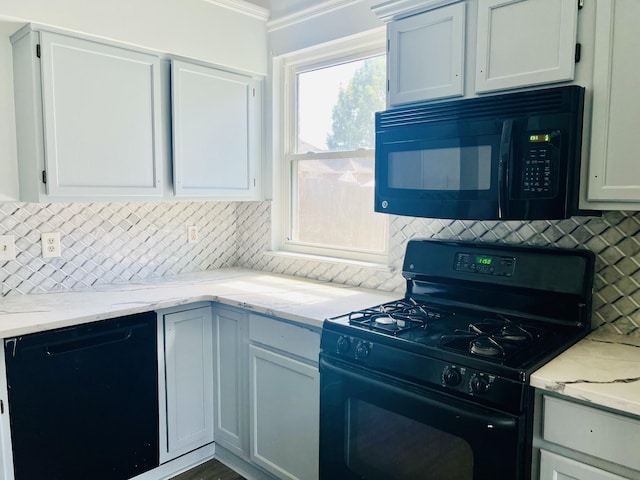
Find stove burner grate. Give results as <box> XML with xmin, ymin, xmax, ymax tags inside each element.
<box><xmin>439</xmin><ymin>315</ymin><xmax>543</xmax><ymax>360</ymax></box>
<box><xmin>347</xmin><ymin>299</ymin><xmax>452</xmax><ymax>335</ymax></box>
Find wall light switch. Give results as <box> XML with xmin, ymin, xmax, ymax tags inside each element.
<box><xmin>187</xmin><ymin>225</ymin><xmax>199</xmax><ymax>244</ymax></box>
<box><xmin>42</xmin><ymin>232</ymin><xmax>62</xmax><ymax>259</ymax></box>
<box><xmin>0</xmin><ymin>235</ymin><xmax>16</xmax><ymax>261</ymax></box>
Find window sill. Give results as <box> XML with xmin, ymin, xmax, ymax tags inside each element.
<box><xmin>264</xmin><ymin>250</ymin><xmax>394</xmax><ymax>273</ymax></box>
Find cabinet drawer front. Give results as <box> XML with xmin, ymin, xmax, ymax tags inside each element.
<box><xmin>543</xmin><ymin>396</ymin><xmax>640</xmax><ymax>471</ymax></box>
<box><xmin>249</xmin><ymin>314</ymin><xmax>319</xmax><ymax>362</ymax></box>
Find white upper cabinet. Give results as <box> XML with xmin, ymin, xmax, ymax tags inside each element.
<box><xmin>171</xmin><ymin>60</ymin><xmax>262</xmax><ymax>200</ymax></box>
<box><xmin>586</xmin><ymin>0</ymin><xmax>640</xmax><ymax>206</ymax></box>
<box><xmin>12</xmin><ymin>27</ymin><xmax>164</xmax><ymax>201</ymax></box>
<box><xmin>475</xmin><ymin>0</ymin><xmax>578</xmax><ymax>93</ymax></box>
<box><xmin>374</xmin><ymin>0</ymin><xmax>580</xmax><ymax>104</ymax></box>
<box><xmin>11</xmin><ymin>25</ymin><xmax>265</xmax><ymax>203</ymax></box>
<box><xmin>387</xmin><ymin>2</ymin><xmax>465</xmax><ymax>105</ymax></box>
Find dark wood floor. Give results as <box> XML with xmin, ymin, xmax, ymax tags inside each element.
<box><xmin>171</xmin><ymin>459</ymin><xmax>246</xmax><ymax>480</ymax></box>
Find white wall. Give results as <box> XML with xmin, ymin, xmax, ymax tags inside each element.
<box><xmin>0</xmin><ymin>22</ymin><xmax>19</xmax><ymax>200</ymax></box>
<box><xmin>0</xmin><ymin>0</ymin><xmax>268</xmax><ymax>73</ymax></box>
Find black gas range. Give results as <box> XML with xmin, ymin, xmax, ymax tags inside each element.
<box><xmin>319</xmin><ymin>239</ymin><xmax>595</xmax><ymax>480</ymax></box>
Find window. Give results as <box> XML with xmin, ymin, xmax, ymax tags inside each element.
<box><xmin>278</xmin><ymin>31</ymin><xmax>388</xmax><ymax>264</ymax></box>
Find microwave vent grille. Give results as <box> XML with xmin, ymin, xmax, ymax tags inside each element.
<box><xmin>378</xmin><ymin>86</ymin><xmax>583</xmax><ymax>128</ymax></box>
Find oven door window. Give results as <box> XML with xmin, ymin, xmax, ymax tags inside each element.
<box><xmin>319</xmin><ymin>359</ymin><xmax>527</xmax><ymax>479</ymax></box>
<box><xmin>347</xmin><ymin>399</ymin><xmax>473</xmax><ymax>480</ymax></box>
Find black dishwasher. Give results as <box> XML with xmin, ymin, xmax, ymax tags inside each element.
<box><xmin>4</xmin><ymin>311</ymin><xmax>159</xmax><ymax>480</ymax></box>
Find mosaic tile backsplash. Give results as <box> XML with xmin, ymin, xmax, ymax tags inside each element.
<box><xmin>1</xmin><ymin>200</ymin><xmax>639</xmax><ymax>335</ymax></box>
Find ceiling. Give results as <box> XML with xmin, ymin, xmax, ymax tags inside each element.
<box><xmin>244</xmin><ymin>0</ymin><xmax>326</xmax><ymax>20</ymax></box>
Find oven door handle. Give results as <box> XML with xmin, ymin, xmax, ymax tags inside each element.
<box><xmin>320</xmin><ymin>357</ymin><xmax>517</xmax><ymax>430</ymax></box>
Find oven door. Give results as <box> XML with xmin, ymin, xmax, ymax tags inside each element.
<box><xmin>319</xmin><ymin>355</ymin><xmax>529</xmax><ymax>480</ymax></box>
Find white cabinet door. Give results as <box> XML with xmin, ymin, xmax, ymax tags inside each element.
<box><xmin>475</xmin><ymin>0</ymin><xmax>578</xmax><ymax>93</ymax></box>
<box><xmin>171</xmin><ymin>60</ymin><xmax>262</xmax><ymax>199</ymax></box>
<box><xmin>249</xmin><ymin>345</ymin><xmax>319</xmax><ymax>480</ymax></box>
<box><xmin>387</xmin><ymin>2</ymin><xmax>465</xmax><ymax>105</ymax></box>
<box><xmin>37</xmin><ymin>31</ymin><xmax>163</xmax><ymax>199</ymax></box>
<box><xmin>587</xmin><ymin>0</ymin><xmax>640</xmax><ymax>205</ymax></box>
<box><xmin>539</xmin><ymin>450</ymin><xmax>629</xmax><ymax>480</ymax></box>
<box><xmin>212</xmin><ymin>305</ymin><xmax>248</xmax><ymax>458</ymax></box>
<box><xmin>161</xmin><ymin>306</ymin><xmax>214</xmax><ymax>463</ymax></box>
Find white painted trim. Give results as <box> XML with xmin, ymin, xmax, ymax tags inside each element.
<box><xmin>265</xmin><ymin>250</ymin><xmax>394</xmax><ymax>272</ymax></box>
<box><xmin>371</xmin><ymin>0</ymin><xmax>463</xmax><ymax>22</ymax></box>
<box><xmin>274</xmin><ymin>29</ymin><xmax>389</xmax><ymax>265</ymax></box>
<box><xmin>267</xmin><ymin>0</ymin><xmax>359</xmax><ymax>32</ymax></box>
<box><xmin>202</xmin><ymin>0</ymin><xmax>269</xmax><ymax>21</ymax></box>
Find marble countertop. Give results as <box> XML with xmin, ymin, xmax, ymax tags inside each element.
<box><xmin>531</xmin><ymin>328</ymin><xmax>640</xmax><ymax>417</ymax></box>
<box><xmin>0</xmin><ymin>268</ymin><xmax>399</xmax><ymax>337</ymax></box>
<box><xmin>2</xmin><ymin>267</ymin><xmax>638</xmax><ymax>418</ymax></box>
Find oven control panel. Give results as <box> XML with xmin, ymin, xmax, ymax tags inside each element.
<box><xmin>441</xmin><ymin>366</ymin><xmax>495</xmax><ymax>396</ymax></box>
<box><xmin>321</xmin><ymin>330</ymin><xmax>526</xmax><ymax>412</ymax></box>
<box><xmin>454</xmin><ymin>252</ymin><xmax>515</xmax><ymax>277</ymax></box>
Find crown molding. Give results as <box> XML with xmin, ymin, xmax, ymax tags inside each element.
<box><xmin>267</xmin><ymin>0</ymin><xmax>360</xmax><ymax>32</ymax></box>
<box><xmin>203</xmin><ymin>0</ymin><xmax>270</xmax><ymax>21</ymax></box>
<box><xmin>371</xmin><ymin>0</ymin><xmax>461</xmax><ymax>22</ymax></box>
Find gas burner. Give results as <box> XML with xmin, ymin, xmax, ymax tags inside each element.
<box><xmin>436</xmin><ymin>315</ymin><xmax>545</xmax><ymax>361</ymax></box>
<box><xmin>374</xmin><ymin>316</ymin><xmax>396</xmax><ymax>326</ymax></box>
<box><xmin>500</xmin><ymin>325</ymin><xmax>533</xmax><ymax>342</ymax></box>
<box><xmin>345</xmin><ymin>300</ymin><xmax>447</xmax><ymax>335</ymax></box>
<box><xmin>469</xmin><ymin>337</ymin><xmax>504</xmax><ymax>357</ymax></box>
<box><xmin>468</xmin><ymin>317</ymin><xmax>537</xmax><ymax>344</ymax></box>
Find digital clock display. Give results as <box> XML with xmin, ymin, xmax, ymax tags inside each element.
<box><xmin>529</xmin><ymin>133</ymin><xmax>551</xmax><ymax>143</ymax></box>
<box><xmin>476</xmin><ymin>256</ymin><xmax>492</xmax><ymax>265</ymax></box>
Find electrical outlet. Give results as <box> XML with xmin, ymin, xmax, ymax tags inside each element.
<box><xmin>0</xmin><ymin>235</ymin><xmax>16</xmax><ymax>261</ymax></box>
<box><xmin>41</xmin><ymin>232</ymin><xmax>62</xmax><ymax>259</ymax></box>
<box><xmin>187</xmin><ymin>225</ymin><xmax>199</xmax><ymax>244</ymax></box>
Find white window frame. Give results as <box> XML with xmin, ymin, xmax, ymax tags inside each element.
<box><xmin>272</xmin><ymin>28</ymin><xmax>389</xmax><ymax>265</ymax></box>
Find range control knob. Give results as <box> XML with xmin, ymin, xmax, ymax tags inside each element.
<box><xmin>355</xmin><ymin>341</ymin><xmax>371</xmax><ymax>360</ymax></box>
<box><xmin>336</xmin><ymin>336</ymin><xmax>350</xmax><ymax>354</ymax></box>
<box><xmin>443</xmin><ymin>366</ymin><xmax>462</xmax><ymax>386</ymax></box>
<box><xmin>470</xmin><ymin>374</ymin><xmax>491</xmax><ymax>395</ymax></box>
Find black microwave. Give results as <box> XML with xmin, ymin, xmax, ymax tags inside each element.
<box><xmin>374</xmin><ymin>85</ymin><xmax>593</xmax><ymax>220</ymax></box>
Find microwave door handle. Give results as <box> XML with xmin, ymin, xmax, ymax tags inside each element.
<box><xmin>498</xmin><ymin>119</ymin><xmax>514</xmax><ymax>219</ymax></box>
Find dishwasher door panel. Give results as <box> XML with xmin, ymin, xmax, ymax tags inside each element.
<box><xmin>4</xmin><ymin>312</ymin><xmax>159</xmax><ymax>480</ymax></box>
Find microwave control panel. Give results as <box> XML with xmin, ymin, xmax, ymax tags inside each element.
<box><xmin>520</xmin><ymin>130</ymin><xmax>560</xmax><ymax>199</ymax></box>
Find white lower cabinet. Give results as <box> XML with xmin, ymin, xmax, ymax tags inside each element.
<box><xmin>536</xmin><ymin>394</ymin><xmax>640</xmax><ymax>480</ymax></box>
<box><xmin>540</xmin><ymin>451</ymin><xmax>629</xmax><ymax>480</ymax></box>
<box><xmin>158</xmin><ymin>304</ymin><xmax>214</xmax><ymax>464</ymax></box>
<box><xmin>249</xmin><ymin>315</ymin><xmax>320</xmax><ymax>480</ymax></box>
<box><xmin>212</xmin><ymin>305</ymin><xmax>249</xmax><ymax>458</ymax></box>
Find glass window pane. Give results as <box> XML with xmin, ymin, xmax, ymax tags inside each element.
<box><xmin>292</xmin><ymin>157</ymin><xmax>387</xmax><ymax>252</ymax></box>
<box><xmin>297</xmin><ymin>55</ymin><xmax>386</xmax><ymax>153</ymax></box>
